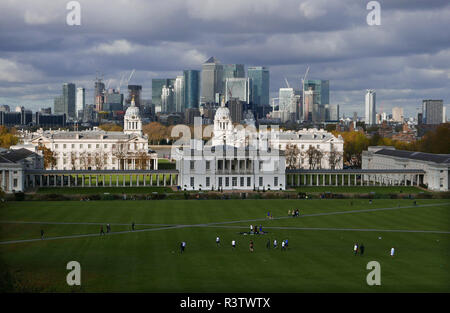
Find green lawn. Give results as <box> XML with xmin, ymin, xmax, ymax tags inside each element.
<box><xmin>0</xmin><ymin>199</ymin><xmax>449</xmax><ymax>292</ymax></box>
<box><xmin>36</xmin><ymin>187</ymin><xmax>172</xmax><ymax>194</ymax></box>
<box><xmin>293</xmin><ymin>186</ymin><xmax>426</xmax><ymax>194</ymax></box>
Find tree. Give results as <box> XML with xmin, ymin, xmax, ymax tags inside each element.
<box><xmin>98</xmin><ymin>123</ymin><xmax>123</xmax><ymax>132</ymax></box>
<box><xmin>327</xmin><ymin>145</ymin><xmax>343</xmax><ymax>170</ymax></box>
<box><xmin>0</xmin><ymin>126</ymin><xmax>19</xmax><ymax>148</ymax></box>
<box><xmin>285</xmin><ymin>144</ymin><xmax>300</xmax><ymax>169</ymax></box>
<box><xmin>94</xmin><ymin>150</ymin><xmax>106</xmax><ymax>170</ymax></box>
<box><xmin>135</xmin><ymin>150</ymin><xmax>151</xmax><ymax>169</ymax></box>
<box><xmin>38</xmin><ymin>145</ymin><xmax>57</xmax><ymax>169</ymax></box>
<box><xmin>143</xmin><ymin>122</ymin><xmax>168</xmax><ymax>145</ymax></box>
<box><xmin>304</xmin><ymin>146</ymin><xmax>323</xmax><ymax>169</ymax></box>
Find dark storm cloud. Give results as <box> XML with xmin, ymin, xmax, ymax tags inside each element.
<box><xmin>0</xmin><ymin>0</ymin><xmax>448</xmax><ymax>117</ymax></box>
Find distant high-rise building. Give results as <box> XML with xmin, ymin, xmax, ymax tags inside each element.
<box><xmin>54</xmin><ymin>83</ymin><xmax>75</xmax><ymax>119</ymax></box>
<box><xmin>422</xmin><ymin>100</ymin><xmax>443</xmax><ymax>125</ymax></box>
<box><xmin>104</xmin><ymin>89</ymin><xmax>123</xmax><ymax>112</ymax></box>
<box><xmin>365</xmin><ymin>89</ymin><xmax>376</xmax><ymax>125</ymax></box>
<box><xmin>303</xmin><ymin>79</ymin><xmax>329</xmax><ymax>122</ymax></box>
<box><xmin>161</xmin><ymin>85</ymin><xmax>175</xmax><ymax>113</ymax></box>
<box><xmin>228</xmin><ymin>98</ymin><xmax>244</xmax><ymax>124</ymax></box>
<box><xmin>126</xmin><ymin>85</ymin><xmax>142</xmax><ymax>108</ymax></box>
<box><xmin>174</xmin><ymin>75</ymin><xmax>185</xmax><ymax>112</ymax></box>
<box><xmin>327</xmin><ymin>104</ymin><xmax>339</xmax><ymax>121</ymax></box>
<box><xmin>76</xmin><ymin>87</ymin><xmax>85</xmax><ymax>119</ymax></box>
<box><xmin>225</xmin><ymin>78</ymin><xmax>250</xmax><ymax>104</ymax></box>
<box><xmin>201</xmin><ymin>57</ymin><xmax>223</xmax><ymax>104</ymax></box>
<box><xmin>222</xmin><ymin>64</ymin><xmax>245</xmax><ymax>92</ymax></box>
<box><xmin>248</xmin><ymin>66</ymin><xmax>269</xmax><ymax>109</ymax></box>
<box><xmin>443</xmin><ymin>106</ymin><xmax>447</xmax><ymax>123</ymax></box>
<box><xmin>152</xmin><ymin>78</ymin><xmax>176</xmax><ymax>112</ymax></box>
<box><xmin>392</xmin><ymin>106</ymin><xmax>404</xmax><ymax>122</ymax></box>
<box><xmin>94</xmin><ymin>79</ymin><xmax>105</xmax><ymax>111</ymax></box>
<box><xmin>183</xmin><ymin>70</ymin><xmax>200</xmax><ymax>109</ymax></box>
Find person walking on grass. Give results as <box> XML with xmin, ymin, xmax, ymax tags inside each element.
<box><xmin>249</xmin><ymin>240</ymin><xmax>254</xmax><ymax>252</ymax></box>
<box><xmin>390</xmin><ymin>247</ymin><xmax>395</xmax><ymax>257</ymax></box>
<box><xmin>180</xmin><ymin>241</ymin><xmax>186</xmax><ymax>254</ymax></box>
<box><xmin>216</xmin><ymin>236</ymin><xmax>220</xmax><ymax>247</ymax></box>
<box><xmin>232</xmin><ymin>240</ymin><xmax>236</xmax><ymax>249</ymax></box>
<box><xmin>132</xmin><ymin>221</ymin><xmax>135</xmax><ymax>231</ymax></box>
<box><xmin>100</xmin><ymin>225</ymin><xmax>105</xmax><ymax>236</ymax></box>
<box><xmin>281</xmin><ymin>240</ymin><xmax>286</xmax><ymax>251</ymax></box>
<box><xmin>40</xmin><ymin>229</ymin><xmax>44</xmax><ymax>240</ymax></box>
<box><xmin>354</xmin><ymin>243</ymin><xmax>358</xmax><ymax>255</ymax></box>
<box><xmin>273</xmin><ymin>239</ymin><xmax>278</xmax><ymax>249</ymax></box>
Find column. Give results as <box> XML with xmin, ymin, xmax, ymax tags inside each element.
<box><xmin>309</xmin><ymin>174</ymin><xmax>312</xmax><ymax>186</ymax></box>
<box><xmin>150</xmin><ymin>174</ymin><xmax>153</xmax><ymax>186</ymax></box>
<box><xmin>322</xmin><ymin>174</ymin><xmax>325</xmax><ymax>186</ymax></box>
<box><xmin>68</xmin><ymin>175</ymin><xmax>70</xmax><ymax>187</ymax></box>
<box><xmin>61</xmin><ymin>175</ymin><xmax>64</xmax><ymax>187</ymax></box>
<box><xmin>157</xmin><ymin>174</ymin><xmax>160</xmax><ymax>186</ymax></box>
<box><xmin>82</xmin><ymin>175</ymin><xmax>84</xmax><ymax>187</ymax></box>
<box><xmin>164</xmin><ymin>175</ymin><xmax>166</xmax><ymax>186</ymax></box>
<box><xmin>335</xmin><ymin>174</ymin><xmax>338</xmax><ymax>186</ymax></box>
<box><xmin>89</xmin><ymin>175</ymin><xmax>92</xmax><ymax>187</ymax></box>
<box><xmin>40</xmin><ymin>175</ymin><xmax>43</xmax><ymax>187</ymax></box>
<box><xmin>143</xmin><ymin>175</ymin><xmax>146</xmax><ymax>186</ymax></box>
<box><xmin>130</xmin><ymin>174</ymin><xmax>133</xmax><ymax>187</ymax></box>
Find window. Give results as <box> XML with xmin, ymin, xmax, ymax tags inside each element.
<box><xmin>63</xmin><ymin>144</ymin><xmax>66</xmax><ymax>149</ymax></box>
<box><xmin>247</xmin><ymin>177</ymin><xmax>251</xmax><ymax>187</ymax></box>
<box><xmin>71</xmin><ymin>144</ymin><xmax>75</xmax><ymax>148</ymax></box>
<box><xmin>232</xmin><ymin>177</ymin><xmax>237</xmax><ymax>187</ymax></box>
<box><xmin>274</xmin><ymin>177</ymin><xmax>278</xmax><ymax>186</ymax></box>
<box><xmin>240</xmin><ymin>177</ymin><xmax>244</xmax><ymax>187</ymax></box>
<box><xmin>206</xmin><ymin>177</ymin><xmax>210</xmax><ymax>187</ymax></box>
<box><xmin>80</xmin><ymin>144</ymin><xmax>83</xmax><ymax>148</ymax></box>
<box><xmin>104</xmin><ymin>144</ymin><xmax>107</xmax><ymax>148</ymax></box>
<box><xmin>259</xmin><ymin>177</ymin><xmax>263</xmax><ymax>187</ymax></box>
<box><xmin>225</xmin><ymin>177</ymin><xmax>229</xmax><ymax>187</ymax></box>
<box><xmin>190</xmin><ymin>177</ymin><xmax>194</xmax><ymax>187</ymax></box>
<box><xmin>88</xmin><ymin>144</ymin><xmax>91</xmax><ymax>149</ymax></box>
<box><xmin>13</xmin><ymin>179</ymin><xmax>17</xmax><ymax>187</ymax></box>
<box><xmin>190</xmin><ymin>161</ymin><xmax>195</xmax><ymax>170</ymax></box>
<box><xmin>218</xmin><ymin>177</ymin><xmax>223</xmax><ymax>187</ymax></box>
<box><xmin>55</xmin><ymin>144</ymin><xmax>58</xmax><ymax>149</ymax></box>
<box><xmin>259</xmin><ymin>161</ymin><xmax>263</xmax><ymax>170</ymax></box>
<box><xmin>96</xmin><ymin>144</ymin><xmax>99</xmax><ymax>148</ymax></box>
<box><xmin>206</xmin><ymin>161</ymin><xmax>210</xmax><ymax>170</ymax></box>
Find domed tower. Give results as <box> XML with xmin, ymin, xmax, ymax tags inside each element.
<box><xmin>124</xmin><ymin>96</ymin><xmax>142</xmax><ymax>136</ymax></box>
<box><xmin>212</xmin><ymin>98</ymin><xmax>234</xmax><ymax>146</ymax></box>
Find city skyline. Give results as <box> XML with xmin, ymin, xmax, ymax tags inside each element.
<box><xmin>0</xmin><ymin>0</ymin><xmax>449</xmax><ymax>118</ymax></box>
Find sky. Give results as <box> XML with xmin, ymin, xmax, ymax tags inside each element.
<box><xmin>0</xmin><ymin>0</ymin><xmax>449</xmax><ymax>118</ymax></box>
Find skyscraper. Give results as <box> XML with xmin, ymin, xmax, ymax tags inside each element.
<box><xmin>201</xmin><ymin>57</ymin><xmax>223</xmax><ymax>104</ymax></box>
<box><xmin>222</xmin><ymin>64</ymin><xmax>245</xmax><ymax>92</ymax></box>
<box><xmin>392</xmin><ymin>107</ymin><xmax>404</xmax><ymax>122</ymax></box>
<box><xmin>225</xmin><ymin>78</ymin><xmax>250</xmax><ymax>103</ymax></box>
<box><xmin>422</xmin><ymin>100</ymin><xmax>443</xmax><ymax>124</ymax></box>
<box><xmin>94</xmin><ymin>79</ymin><xmax>105</xmax><ymax>112</ymax></box>
<box><xmin>302</xmin><ymin>79</ymin><xmax>329</xmax><ymax>122</ymax></box>
<box><xmin>248</xmin><ymin>66</ymin><xmax>269</xmax><ymax>108</ymax></box>
<box><xmin>161</xmin><ymin>85</ymin><xmax>175</xmax><ymax>113</ymax></box>
<box><xmin>54</xmin><ymin>83</ymin><xmax>75</xmax><ymax>119</ymax></box>
<box><xmin>76</xmin><ymin>87</ymin><xmax>85</xmax><ymax>119</ymax></box>
<box><xmin>126</xmin><ymin>85</ymin><xmax>142</xmax><ymax>108</ymax></box>
<box><xmin>152</xmin><ymin>78</ymin><xmax>176</xmax><ymax>112</ymax></box>
<box><xmin>183</xmin><ymin>70</ymin><xmax>200</xmax><ymax>109</ymax></box>
<box><xmin>174</xmin><ymin>75</ymin><xmax>185</xmax><ymax>112</ymax></box>
<box><xmin>365</xmin><ymin>89</ymin><xmax>376</xmax><ymax>125</ymax></box>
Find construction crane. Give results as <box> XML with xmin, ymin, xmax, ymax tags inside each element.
<box><xmin>117</xmin><ymin>73</ymin><xmax>125</xmax><ymax>93</ymax></box>
<box><xmin>284</xmin><ymin>77</ymin><xmax>291</xmax><ymax>89</ymax></box>
<box><xmin>126</xmin><ymin>69</ymin><xmax>135</xmax><ymax>86</ymax></box>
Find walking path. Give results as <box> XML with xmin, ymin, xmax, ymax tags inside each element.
<box><xmin>1</xmin><ymin>202</ymin><xmax>448</xmax><ymax>245</ymax></box>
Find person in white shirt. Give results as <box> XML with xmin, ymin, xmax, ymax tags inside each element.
<box><xmin>232</xmin><ymin>240</ymin><xmax>236</xmax><ymax>249</ymax></box>
<box><xmin>281</xmin><ymin>240</ymin><xmax>286</xmax><ymax>250</ymax></box>
<box><xmin>353</xmin><ymin>243</ymin><xmax>358</xmax><ymax>255</ymax></box>
<box><xmin>216</xmin><ymin>236</ymin><xmax>220</xmax><ymax>247</ymax></box>
<box><xmin>250</xmin><ymin>225</ymin><xmax>253</xmax><ymax>233</ymax></box>
<box><xmin>273</xmin><ymin>239</ymin><xmax>277</xmax><ymax>248</ymax></box>
<box><xmin>390</xmin><ymin>247</ymin><xmax>395</xmax><ymax>257</ymax></box>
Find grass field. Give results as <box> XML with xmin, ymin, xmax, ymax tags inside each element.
<box><xmin>0</xmin><ymin>199</ymin><xmax>449</xmax><ymax>292</ymax></box>
<box><xmin>293</xmin><ymin>186</ymin><xmax>427</xmax><ymax>194</ymax></box>
<box><xmin>36</xmin><ymin>187</ymin><xmax>173</xmax><ymax>194</ymax></box>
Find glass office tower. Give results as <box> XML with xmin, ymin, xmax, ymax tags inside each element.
<box><xmin>183</xmin><ymin>70</ymin><xmax>200</xmax><ymax>109</ymax></box>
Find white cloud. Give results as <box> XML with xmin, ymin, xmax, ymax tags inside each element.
<box><xmin>0</xmin><ymin>58</ymin><xmax>42</xmax><ymax>83</ymax></box>
<box><xmin>90</xmin><ymin>39</ymin><xmax>137</xmax><ymax>55</ymax></box>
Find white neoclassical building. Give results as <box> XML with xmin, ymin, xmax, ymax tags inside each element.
<box><xmin>175</xmin><ymin>102</ymin><xmax>286</xmax><ymax>191</ymax></box>
<box><xmin>362</xmin><ymin>146</ymin><xmax>450</xmax><ymax>191</ymax></box>
<box><xmin>14</xmin><ymin>97</ymin><xmax>157</xmax><ymax>170</ymax></box>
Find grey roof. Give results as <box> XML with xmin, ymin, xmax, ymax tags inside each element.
<box><xmin>178</xmin><ymin>144</ymin><xmax>285</xmax><ymax>157</ymax></box>
<box><xmin>375</xmin><ymin>149</ymin><xmax>450</xmax><ymax>164</ymax></box>
<box><xmin>278</xmin><ymin>132</ymin><xmax>336</xmax><ymax>141</ymax></box>
<box><xmin>32</xmin><ymin>130</ymin><xmax>144</xmax><ymax>141</ymax></box>
<box><xmin>0</xmin><ymin>148</ymin><xmax>35</xmax><ymax>163</ymax></box>
<box><xmin>204</xmin><ymin>56</ymin><xmax>220</xmax><ymax>64</ymax></box>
